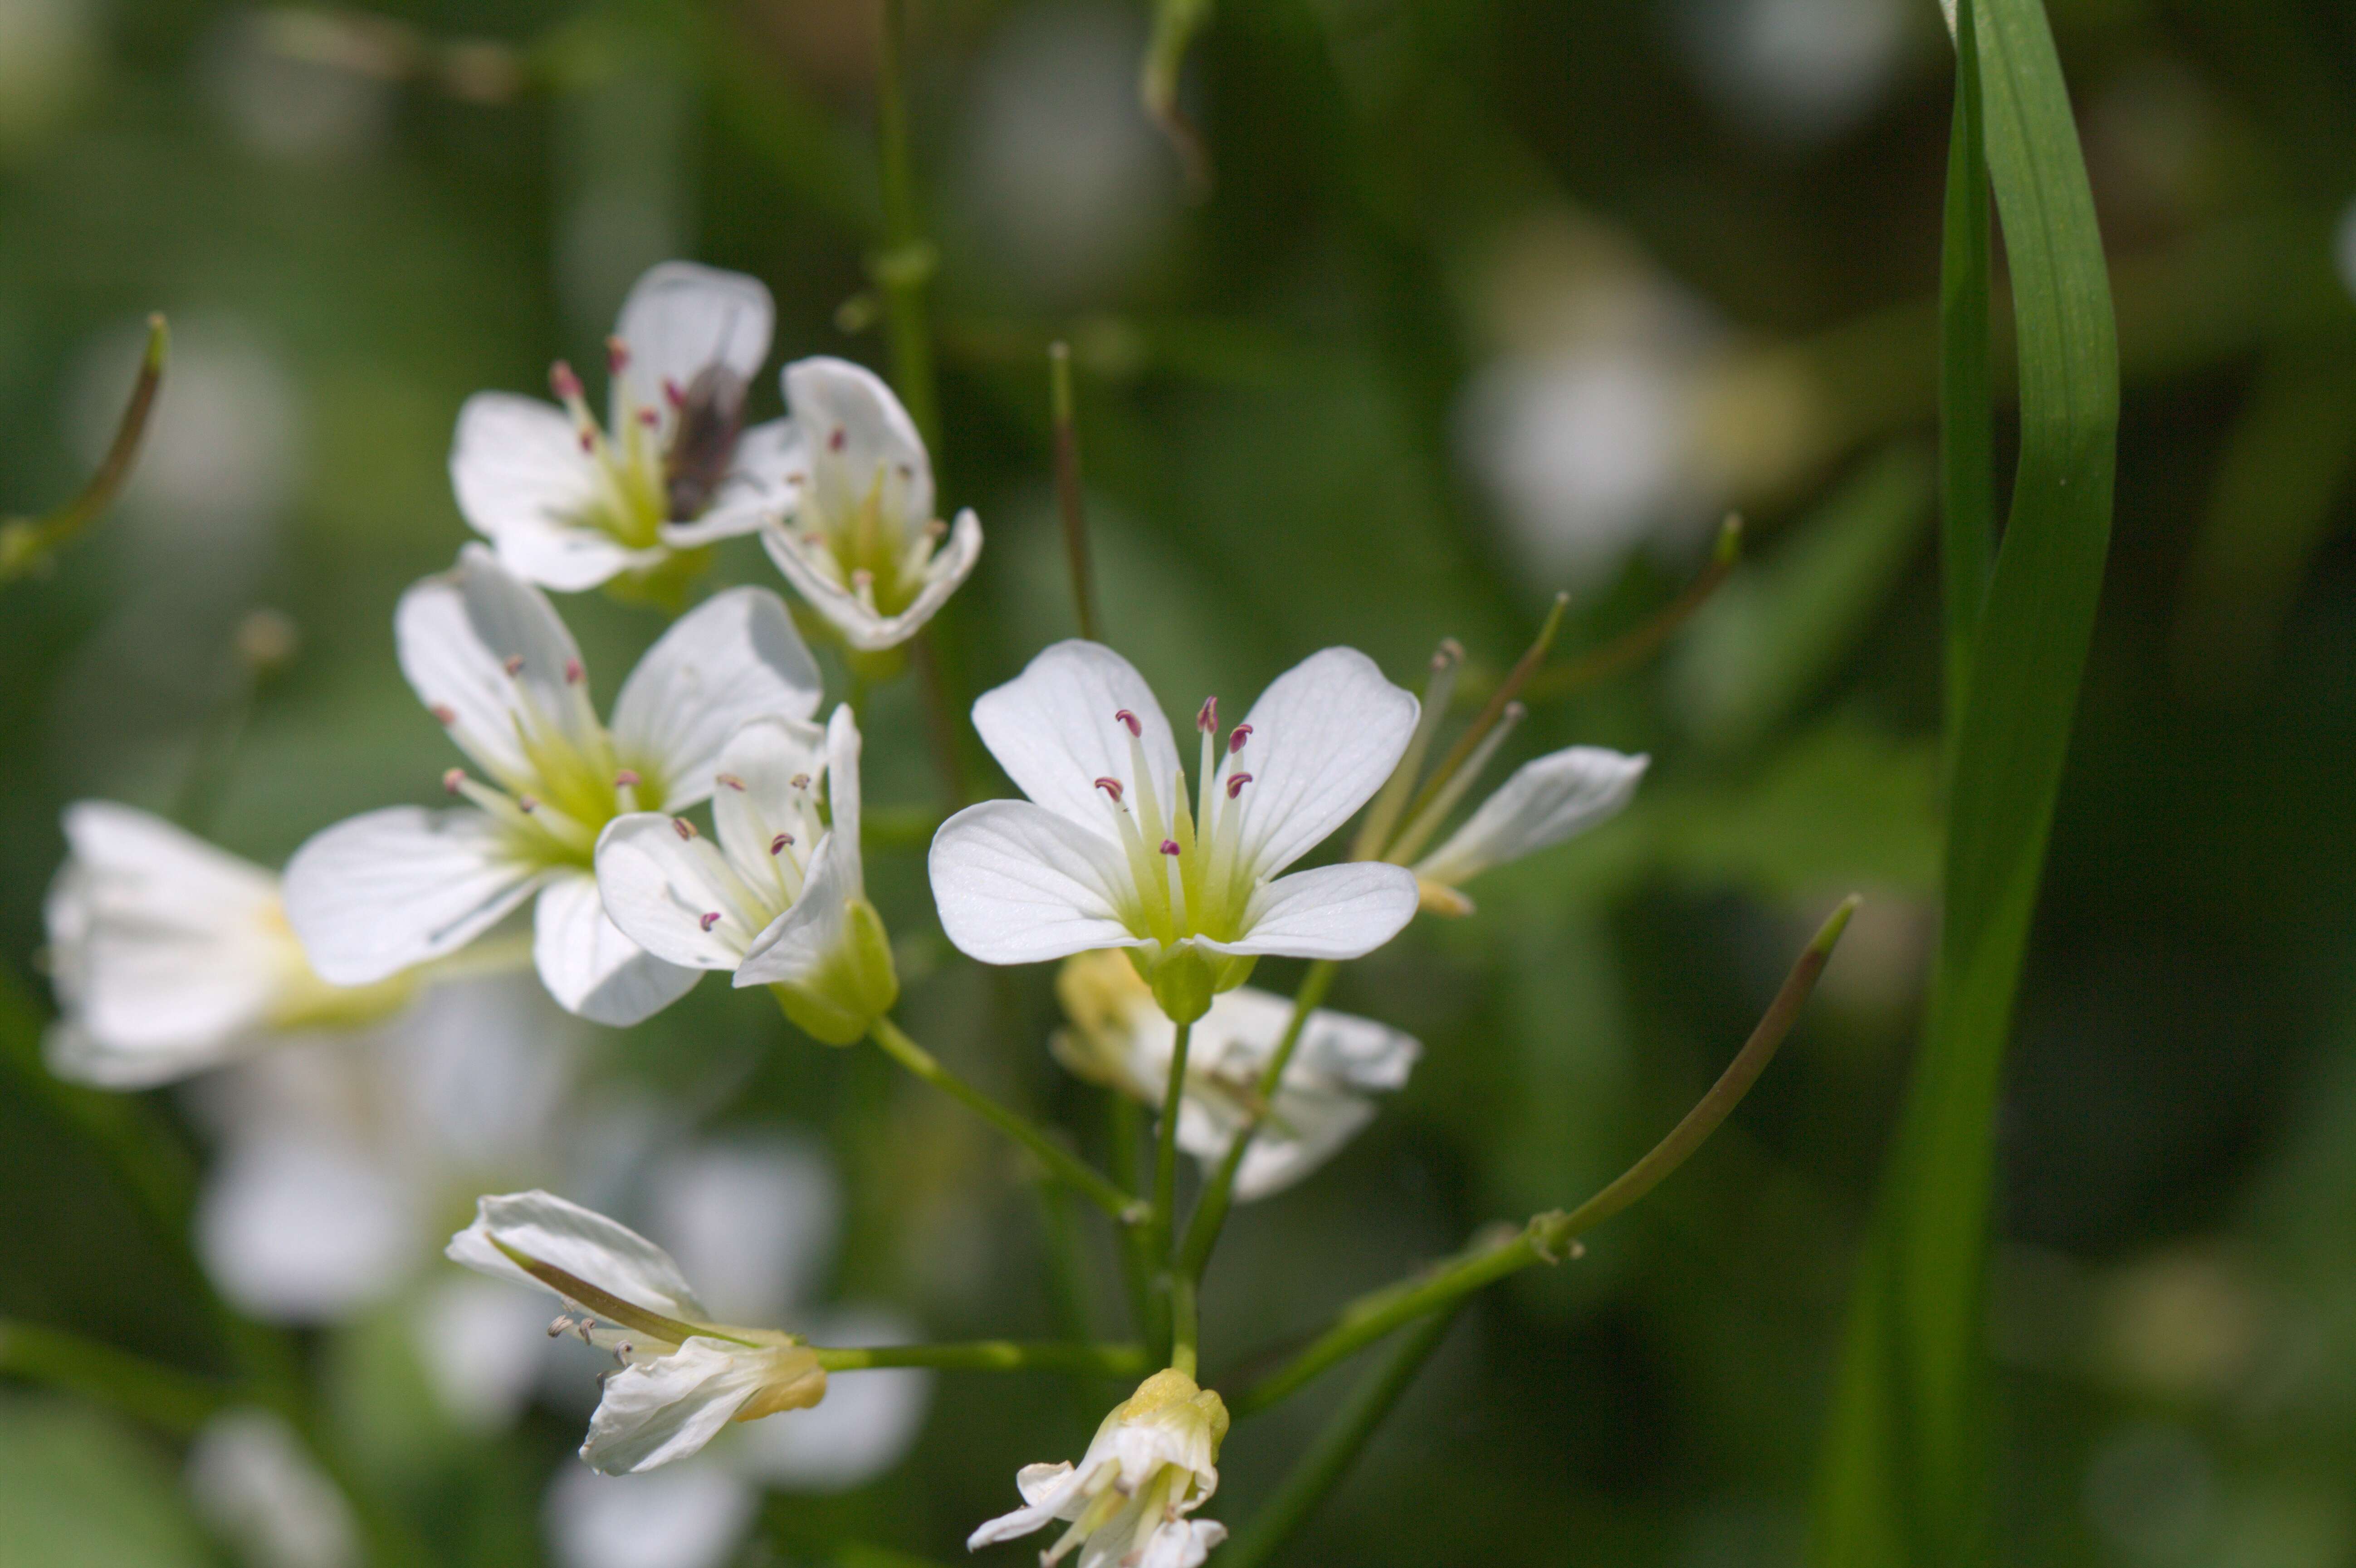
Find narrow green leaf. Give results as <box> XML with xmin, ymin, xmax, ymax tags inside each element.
<box><xmin>1940</xmin><ymin>0</ymin><xmax>1995</xmax><ymax>737</ymax></box>
<box><xmin>1813</xmin><ymin>0</ymin><xmax>2119</xmax><ymax>1557</ymax></box>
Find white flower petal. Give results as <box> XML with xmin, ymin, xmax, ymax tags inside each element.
<box><xmin>533</xmin><ymin>873</ymin><xmax>703</xmax><ymax>1025</ymax></box>
<box><xmin>781</xmin><ymin>356</ymin><xmax>934</xmax><ymax>529</ymax></box>
<box><xmin>1413</xmin><ymin>746</ymin><xmax>1649</xmax><ymax>888</ymax></box>
<box><xmin>758</xmin><ymin>508</ymin><xmax>982</xmax><ymax>652</ymax></box>
<box><xmin>707</xmin><ymin>714</ymin><xmax>829</xmax><ymax>889</ymax></box>
<box><xmin>283</xmin><ymin>806</ymin><xmax>543</xmax><ymax>985</ymax></box>
<box><xmin>449</xmin><ymin>392</ymin><xmax>639</xmax><ymax>592</ymax></box>
<box><xmin>821</xmin><ymin>704</ymin><xmax>865</xmax><ymax>889</ymax></box>
<box><xmin>1227</xmin><ymin>647</ymin><xmax>1418</xmax><ymax>877</ymax></box>
<box><xmin>658</xmin><ymin>419</ymin><xmax>802</xmax><ymax>548</ymax></box>
<box><xmin>595</xmin><ymin>814</ymin><xmax>761</xmax><ymax>971</ymax></box>
<box><xmin>581</xmin><ymin>1339</ymin><xmax>797</xmax><ymax>1475</ymax></box>
<box><xmin>445</xmin><ymin>1188</ymin><xmax>710</xmax><ymax>1322</ymax></box>
<box><xmin>929</xmin><ymin>800</ymin><xmax>1145</xmax><ymax>965</ymax></box>
<box><xmin>970</xmin><ymin>640</ymin><xmax>1183</xmax><ymax>834</ymax></box>
<box><xmin>1136</xmin><ymin>1519</ymin><xmax>1228</xmax><ymax>1568</ymax></box>
<box><xmin>731</xmin><ymin>828</ymin><xmax>855</xmax><ymax>989</ymax></box>
<box><xmin>966</xmin><ymin>1461</ymin><xmax>1097</xmax><ymax>1548</ymax></box>
<box><xmin>395</xmin><ymin>544</ymin><xmax>598</xmax><ymax>785</ymax></box>
<box><xmin>43</xmin><ymin>803</ymin><xmax>292</xmax><ymax>1085</ymax></box>
<box><xmin>609</xmin><ymin>587</ymin><xmax>821</xmax><ymax>808</ymax></box>
<box><xmin>612</xmin><ymin>263</ymin><xmax>774</xmax><ymax>428</ymax></box>
<box><xmin>1224</xmin><ymin>1088</ymin><xmax>1379</xmax><ymax>1202</ymax></box>
<box><xmin>1195</xmin><ymin>861</ymin><xmax>1418</xmax><ymax>962</ymax></box>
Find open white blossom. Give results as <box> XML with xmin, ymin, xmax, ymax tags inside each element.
<box><xmin>283</xmin><ymin>544</ymin><xmax>821</xmax><ymax>1026</ymax></box>
<box><xmin>449</xmin><ymin>1190</ymin><xmax>829</xmax><ymax>1475</ymax></box>
<box><xmin>41</xmin><ymin>802</ymin><xmax>416</xmax><ymax>1087</ymax></box>
<box><xmin>929</xmin><ymin>641</ymin><xmax>1420</xmax><ymax>1020</ymax></box>
<box><xmin>1054</xmin><ymin>950</ymin><xmax>1418</xmax><ymax>1201</ymax></box>
<box><xmin>594</xmin><ymin>706</ymin><xmax>896</xmax><ymax>1043</ymax></box>
<box><xmin>757</xmin><ymin>356</ymin><xmax>982</xmax><ymax>652</ymax></box>
<box><xmin>967</xmin><ymin>1368</ymin><xmax>1229</xmax><ymax>1568</ymax></box>
<box><xmin>1410</xmin><ymin>746</ymin><xmax>1648</xmax><ymax>916</ymax></box>
<box><xmin>452</xmin><ymin>262</ymin><xmax>789</xmax><ymax>593</ymax></box>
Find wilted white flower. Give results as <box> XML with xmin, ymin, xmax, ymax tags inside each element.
<box><xmin>1410</xmin><ymin>745</ymin><xmax>1648</xmax><ymax>916</ymax></box>
<box><xmin>449</xmin><ymin>1190</ymin><xmax>828</xmax><ymax>1474</ymax></box>
<box><xmin>967</xmin><ymin>1368</ymin><xmax>1229</xmax><ymax>1568</ymax></box>
<box><xmin>929</xmin><ymin>641</ymin><xmax>1420</xmax><ymax>1021</ymax></box>
<box><xmin>283</xmin><ymin>545</ymin><xmax>820</xmax><ymax>1025</ymax></box>
<box><xmin>593</xmin><ymin>706</ymin><xmax>896</xmax><ymax>1042</ymax></box>
<box><xmin>758</xmin><ymin>357</ymin><xmax>982</xmax><ymax>652</ymax></box>
<box><xmin>452</xmin><ymin>262</ymin><xmax>789</xmax><ymax>594</ymax></box>
<box><xmin>1053</xmin><ymin>950</ymin><xmax>1418</xmax><ymax>1200</ymax></box>
<box><xmin>40</xmin><ymin>801</ymin><xmax>416</xmax><ymax>1087</ymax></box>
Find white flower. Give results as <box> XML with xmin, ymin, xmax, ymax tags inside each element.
<box><xmin>928</xmin><ymin>641</ymin><xmax>1421</xmax><ymax>1020</ymax></box>
<box><xmin>40</xmin><ymin>802</ymin><xmax>416</xmax><ymax>1088</ymax></box>
<box><xmin>449</xmin><ymin>1190</ymin><xmax>829</xmax><ymax>1475</ymax></box>
<box><xmin>593</xmin><ymin>706</ymin><xmax>897</xmax><ymax>1042</ymax></box>
<box><xmin>757</xmin><ymin>356</ymin><xmax>982</xmax><ymax>652</ymax></box>
<box><xmin>1053</xmin><ymin>950</ymin><xmax>1418</xmax><ymax>1201</ymax></box>
<box><xmin>451</xmin><ymin>262</ymin><xmax>789</xmax><ymax>593</ymax></box>
<box><xmin>185</xmin><ymin>1409</ymin><xmax>359</xmax><ymax>1568</ymax></box>
<box><xmin>283</xmin><ymin>544</ymin><xmax>821</xmax><ymax>1026</ymax></box>
<box><xmin>1410</xmin><ymin>746</ymin><xmax>1648</xmax><ymax>915</ymax></box>
<box><xmin>967</xmin><ymin>1368</ymin><xmax>1229</xmax><ymax>1568</ymax></box>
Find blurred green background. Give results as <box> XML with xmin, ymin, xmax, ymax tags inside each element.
<box><xmin>5</xmin><ymin>0</ymin><xmax>2356</xmax><ymax>1563</ymax></box>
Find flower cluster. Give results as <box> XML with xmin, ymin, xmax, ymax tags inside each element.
<box><xmin>36</xmin><ymin>256</ymin><xmax>1658</xmax><ymax>1566</ymax></box>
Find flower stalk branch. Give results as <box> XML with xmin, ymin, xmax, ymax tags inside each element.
<box><xmin>869</xmin><ymin>1016</ymin><xmax>1143</xmax><ymax>1224</ymax></box>
<box><xmin>0</xmin><ymin>314</ymin><xmax>167</xmax><ymax>585</ymax></box>
<box><xmin>1228</xmin><ymin>895</ymin><xmax>1858</xmax><ymax>1416</ymax></box>
<box><xmin>811</xmin><ymin>1340</ymin><xmax>1149</xmax><ymax>1376</ymax></box>
<box><xmin>1516</xmin><ymin>513</ymin><xmax>1746</xmax><ymax>704</ymax></box>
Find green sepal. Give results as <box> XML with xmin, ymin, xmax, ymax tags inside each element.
<box><xmin>769</xmin><ymin>898</ymin><xmax>900</xmax><ymax>1045</ymax></box>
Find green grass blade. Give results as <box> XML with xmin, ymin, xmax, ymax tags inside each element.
<box><xmin>1813</xmin><ymin>0</ymin><xmax>2119</xmax><ymax>1558</ymax></box>
<box><xmin>1939</xmin><ymin>0</ymin><xmax>1994</xmax><ymax>738</ymax></box>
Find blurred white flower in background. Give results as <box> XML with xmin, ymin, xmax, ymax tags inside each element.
<box><xmin>1671</xmin><ymin>0</ymin><xmax>1913</xmax><ymax>145</ymax></box>
<box><xmin>188</xmin><ymin>975</ymin><xmax>587</xmax><ymax>1325</ymax></box>
<box><xmin>645</xmin><ymin>1136</ymin><xmax>842</xmax><ymax>1326</ymax></box>
<box><xmin>1458</xmin><ymin>213</ymin><xmax>1820</xmax><ymax>593</ymax></box>
<box><xmin>202</xmin><ymin>10</ymin><xmax>395</xmax><ymax>164</ymax></box>
<box><xmin>546</xmin><ymin>1460</ymin><xmax>759</xmax><ymax>1568</ymax></box>
<box><xmin>958</xmin><ymin>0</ymin><xmax>1180</xmax><ymax>304</ymax></box>
<box><xmin>185</xmin><ymin>1409</ymin><xmax>360</xmax><ymax>1568</ymax></box>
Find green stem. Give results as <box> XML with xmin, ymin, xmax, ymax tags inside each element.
<box><xmin>1515</xmin><ymin>516</ymin><xmax>1745</xmax><ymax>705</ymax></box>
<box><xmin>1230</xmin><ymin>897</ymin><xmax>1858</xmax><ymax>1417</ymax></box>
<box><xmin>1109</xmin><ymin>1092</ymin><xmax>1159</xmax><ymax>1344</ymax></box>
<box><xmin>1219</xmin><ymin>1301</ymin><xmax>1465</xmax><ymax>1568</ymax></box>
<box><xmin>869</xmin><ymin>1017</ymin><xmax>1142</xmax><ymax>1224</ymax></box>
<box><xmin>1174</xmin><ymin>961</ymin><xmax>1337</xmax><ymax>1282</ymax></box>
<box><xmin>0</xmin><ymin>315</ymin><xmax>167</xmax><ymax>585</ymax></box>
<box><xmin>812</xmin><ymin>1340</ymin><xmax>1147</xmax><ymax>1377</ymax></box>
<box><xmin>1169</xmin><ymin>1273</ymin><xmax>1198</xmax><ymax>1378</ymax></box>
<box><xmin>1388</xmin><ymin>592</ymin><xmax>1568</xmax><ymax>844</ymax></box>
<box><xmin>1150</xmin><ymin>1018</ymin><xmax>1194</xmax><ymax>1266</ymax></box>
<box><xmin>0</xmin><ymin>1318</ymin><xmax>235</xmax><ymax>1436</ymax></box>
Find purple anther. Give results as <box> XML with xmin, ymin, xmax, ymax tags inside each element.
<box><xmin>716</xmin><ymin>773</ymin><xmax>747</xmax><ymax>792</ymax></box>
<box><xmin>663</xmin><ymin>378</ymin><xmax>685</xmax><ymax>408</ymax></box>
<box><xmin>770</xmin><ymin>833</ymin><xmax>793</xmax><ymax>855</ymax></box>
<box><xmin>442</xmin><ymin>768</ymin><xmax>466</xmax><ymax>795</ymax></box>
<box><xmin>516</xmin><ymin>795</ymin><xmax>538</xmax><ymax>814</ymax></box>
<box><xmin>1115</xmin><ymin>709</ymin><xmax>1142</xmax><ymax>737</ymax></box>
<box><xmin>1160</xmin><ymin>839</ymin><xmax>1182</xmax><ymax>857</ymax></box>
<box><xmin>503</xmin><ymin>655</ymin><xmax>526</xmax><ymax>677</ymax></box>
<box><xmin>637</xmin><ymin>407</ymin><xmax>660</xmax><ymax>427</ymax></box>
<box><xmin>1197</xmin><ymin>696</ymin><xmax>1218</xmax><ymax>733</ymax></box>
<box><xmin>429</xmin><ymin>703</ymin><xmax>457</xmax><ymax>725</ymax></box>
<box><xmin>1226</xmin><ymin>772</ymin><xmax>1253</xmax><ymax>799</ymax></box>
<box><xmin>699</xmin><ymin>911</ymin><xmax>722</xmax><ymax>932</ymax></box>
<box><xmin>577</xmin><ymin>432</ymin><xmax>595</xmax><ymax>454</ymax></box>
<box><xmin>851</xmin><ymin>567</ymin><xmax>875</xmax><ymax>588</ymax></box>
<box><xmin>828</xmin><ymin>426</ymin><xmax>847</xmax><ymax>453</ymax></box>
<box><xmin>564</xmin><ymin>658</ymin><xmax>585</xmax><ymax>685</ymax></box>
<box><xmin>789</xmin><ymin>773</ymin><xmax>811</xmax><ymax>791</ymax></box>
<box><xmin>614</xmin><ymin>769</ymin><xmax>640</xmax><ymax>788</ymax></box>
<box><xmin>1228</xmin><ymin>724</ymin><xmax>1253</xmax><ymax>755</ymax></box>
<box><xmin>605</xmin><ymin>336</ymin><xmax>630</xmax><ymax>375</ymax></box>
<box><xmin>549</xmin><ymin>361</ymin><xmax>582</xmax><ymax>400</ymax></box>
<box><xmin>673</xmin><ymin>818</ymin><xmax>697</xmax><ymax>841</ymax></box>
<box><xmin>1094</xmin><ymin>777</ymin><xmax>1125</xmax><ymax>803</ymax></box>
